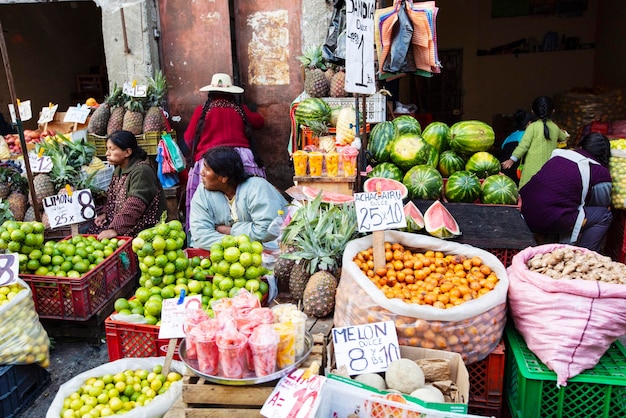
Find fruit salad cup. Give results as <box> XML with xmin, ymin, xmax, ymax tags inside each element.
<box><xmin>273</xmin><ymin>321</ymin><xmax>296</xmax><ymax>369</ymax></box>
<box><xmin>216</xmin><ymin>330</ymin><xmax>248</xmax><ymax>379</ymax></box>
<box><xmin>325</xmin><ymin>152</ymin><xmax>339</xmax><ymax>177</ymax></box>
<box><xmin>308</xmin><ymin>152</ymin><xmax>324</xmax><ymax>177</ymax></box>
<box><xmin>341</xmin><ymin>146</ymin><xmax>359</xmax><ymax>177</ymax></box>
<box><xmin>293</xmin><ymin>150</ymin><xmax>308</xmax><ymax>176</ymax></box>
<box><xmin>249</xmin><ymin>324</ymin><xmax>280</xmax><ymax>377</ymax></box>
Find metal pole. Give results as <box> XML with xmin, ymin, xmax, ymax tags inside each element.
<box><xmin>0</xmin><ymin>18</ymin><xmax>41</xmax><ymax>222</ymax></box>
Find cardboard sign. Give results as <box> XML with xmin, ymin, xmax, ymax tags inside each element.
<box><xmin>332</xmin><ymin>321</ymin><xmax>401</xmax><ymax>375</ymax></box>
<box><xmin>63</xmin><ymin>106</ymin><xmax>90</xmax><ymax>124</ymax></box>
<box><xmin>43</xmin><ymin>189</ymin><xmax>96</xmax><ymax>228</ymax></box>
<box><xmin>261</xmin><ymin>368</ymin><xmax>326</xmax><ymax>418</ymax></box>
<box><xmin>0</xmin><ymin>254</ymin><xmax>19</xmax><ymax>287</ymax></box>
<box><xmin>158</xmin><ymin>295</ymin><xmax>203</xmax><ymax>339</ymax></box>
<box><xmin>37</xmin><ymin>104</ymin><xmax>58</xmax><ymax>124</ymax></box>
<box><xmin>8</xmin><ymin>100</ymin><xmax>32</xmax><ymax>122</ymax></box>
<box><xmin>28</xmin><ymin>152</ymin><xmax>53</xmax><ymax>173</ymax></box>
<box><xmin>354</xmin><ymin>190</ymin><xmax>406</xmax><ymax>232</ymax></box>
<box><xmin>123</xmin><ymin>81</ymin><xmax>147</xmax><ymax>98</ymax></box>
<box><xmin>345</xmin><ymin>0</ymin><xmax>376</xmax><ymax>94</ymax></box>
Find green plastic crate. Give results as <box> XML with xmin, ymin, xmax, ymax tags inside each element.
<box><xmin>505</xmin><ymin>325</ymin><xmax>626</xmax><ymax>418</ymax></box>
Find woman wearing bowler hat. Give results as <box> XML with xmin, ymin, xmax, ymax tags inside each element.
<box><xmin>184</xmin><ymin>73</ymin><xmax>265</xmax><ymax>230</ymax></box>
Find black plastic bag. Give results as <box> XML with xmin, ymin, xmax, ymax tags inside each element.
<box><xmin>322</xmin><ymin>0</ymin><xmax>347</xmax><ymax>64</ymax></box>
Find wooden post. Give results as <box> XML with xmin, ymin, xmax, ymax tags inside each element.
<box><xmin>162</xmin><ymin>338</ymin><xmax>178</xmax><ymax>376</ymax></box>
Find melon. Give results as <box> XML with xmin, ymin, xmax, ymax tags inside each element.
<box><xmin>437</xmin><ymin>150</ymin><xmax>466</xmax><ymax>178</ymax></box>
<box><xmin>367</xmin><ymin>121</ymin><xmax>398</xmax><ymax>164</ymax></box>
<box><xmin>465</xmin><ymin>151</ymin><xmax>501</xmax><ymax>179</ymax></box>
<box><xmin>367</xmin><ymin>162</ymin><xmax>404</xmax><ymax>182</ymax></box>
<box><xmin>444</xmin><ymin>170</ymin><xmax>481</xmax><ymax>203</ymax></box>
<box><xmin>403</xmin><ymin>165</ymin><xmax>443</xmax><ymax>200</ymax></box>
<box><xmin>363</xmin><ymin>177</ymin><xmax>408</xmax><ymax>199</ymax></box>
<box><xmin>403</xmin><ymin>201</ymin><xmax>424</xmax><ymax>232</ymax></box>
<box><xmin>421</xmin><ymin>121</ymin><xmax>450</xmax><ymax>154</ymax></box>
<box><xmin>481</xmin><ymin>174</ymin><xmax>519</xmax><ymax>205</ymax></box>
<box><xmin>424</xmin><ymin>200</ymin><xmax>461</xmax><ymax>239</ymax></box>
<box><xmin>295</xmin><ymin>98</ymin><xmax>332</xmax><ymax>125</ymax></box>
<box><xmin>301</xmin><ymin>186</ymin><xmax>355</xmax><ymax>204</ymax></box>
<box><xmin>392</xmin><ymin>114</ymin><xmax>422</xmax><ymax>135</ymax></box>
<box><xmin>449</xmin><ymin>120</ymin><xmax>495</xmax><ymax>157</ymax></box>
<box><xmin>390</xmin><ymin>133</ymin><xmax>434</xmax><ymax>172</ymax></box>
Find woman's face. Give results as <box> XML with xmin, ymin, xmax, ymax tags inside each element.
<box><xmin>105</xmin><ymin>140</ymin><xmax>132</xmax><ymax>166</ymax></box>
<box><xmin>200</xmin><ymin>162</ymin><xmax>226</xmax><ymax>191</ymax></box>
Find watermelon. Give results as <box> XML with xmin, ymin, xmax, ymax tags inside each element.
<box><xmin>301</xmin><ymin>186</ymin><xmax>354</xmax><ymax>204</ymax></box>
<box><xmin>421</xmin><ymin>121</ymin><xmax>450</xmax><ymax>154</ymax></box>
<box><xmin>392</xmin><ymin>115</ymin><xmax>421</xmax><ymax>135</ymax></box>
<box><xmin>367</xmin><ymin>121</ymin><xmax>398</xmax><ymax>164</ymax></box>
<box><xmin>295</xmin><ymin>98</ymin><xmax>332</xmax><ymax>125</ymax></box>
<box><xmin>390</xmin><ymin>133</ymin><xmax>434</xmax><ymax>172</ymax></box>
<box><xmin>465</xmin><ymin>151</ymin><xmax>501</xmax><ymax>179</ymax></box>
<box><xmin>426</xmin><ymin>146</ymin><xmax>439</xmax><ymax>169</ymax></box>
<box><xmin>403</xmin><ymin>201</ymin><xmax>424</xmax><ymax>232</ymax></box>
<box><xmin>438</xmin><ymin>150</ymin><xmax>466</xmax><ymax>177</ymax></box>
<box><xmin>481</xmin><ymin>174</ymin><xmax>519</xmax><ymax>205</ymax></box>
<box><xmin>402</xmin><ymin>165</ymin><xmax>443</xmax><ymax>200</ymax></box>
<box><xmin>367</xmin><ymin>162</ymin><xmax>404</xmax><ymax>182</ymax></box>
<box><xmin>424</xmin><ymin>200</ymin><xmax>461</xmax><ymax>239</ymax></box>
<box><xmin>449</xmin><ymin>120</ymin><xmax>495</xmax><ymax>156</ymax></box>
<box><xmin>444</xmin><ymin>171</ymin><xmax>481</xmax><ymax>203</ymax></box>
<box><xmin>363</xmin><ymin>177</ymin><xmax>408</xmax><ymax>199</ymax></box>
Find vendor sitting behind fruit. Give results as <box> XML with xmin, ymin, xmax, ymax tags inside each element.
<box><xmin>87</xmin><ymin>130</ymin><xmax>167</xmax><ymax>240</ymax></box>
<box><xmin>188</xmin><ymin>146</ymin><xmax>287</xmax><ymax>249</ymax></box>
<box><xmin>519</xmin><ymin>132</ymin><xmax>612</xmax><ymax>252</ymax></box>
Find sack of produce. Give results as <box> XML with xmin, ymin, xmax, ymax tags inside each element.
<box><xmin>0</xmin><ymin>277</ymin><xmax>50</xmax><ymax>367</ymax></box>
<box><xmin>609</xmin><ymin>145</ymin><xmax>626</xmax><ymax>209</ymax></box>
<box><xmin>507</xmin><ymin>243</ymin><xmax>626</xmax><ymax>386</ymax></box>
<box><xmin>335</xmin><ymin>230</ymin><xmax>508</xmax><ymax>364</ymax></box>
<box><xmin>46</xmin><ymin>357</ymin><xmax>185</xmax><ymax>418</ymax></box>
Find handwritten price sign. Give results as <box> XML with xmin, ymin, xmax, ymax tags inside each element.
<box><xmin>0</xmin><ymin>254</ymin><xmax>19</xmax><ymax>286</ymax></box>
<box><xmin>63</xmin><ymin>106</ymin><xmax>90</xmax><ymax>124</ymax></box>
<box><xmin>332</xmin><ymin>321</ymin><xmax>400</xmax><ymax>375</ymax></box>
<box><xmin>123</xmin><ymin>81</ymin><xmax>147</xmax><ymax>98</ymax></box>
<box><xmin>354</xmin><ymin>190</ymin><xmax>406</xmax><ymax>232</ymax></box>
<box><xmin>345</xmin><ymin>0</ymin><xmax>376</xmax><ymax>94</ymax></box>
<box><xmin>158</xmin><ymin>295</ymin><xmax>203</xmax><ymax>339</ymax></box>
<box><xmin>28</xmin><ymin>152</ymin><xmax>53</xmax><ymax>173</ymax></box>
<box><xmin>38</xmin><ymin>104</ymin><xmax>58</xmax><ymax>124</ymax></box>
<box><xmin>260</xmin><ymin>368</ymin><xmax>325</xmax><ymax>418</ymax></box>
<box><xmin>43</xmin><ymin>189</ymin><xmax>96</xmax><ymax>228</ymax></box>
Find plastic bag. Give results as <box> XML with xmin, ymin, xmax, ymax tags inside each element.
<box><xmin>507</xmin><ymin>243</ymin><xmax>626</xmax><ymax>386</ymax></box>
<box><xmin>322</xmin><ymin>0</ymin><xmax>347</xmax><ymax>64</ymax></box>
<box><xmin>334</xmin><ymin>230</ymin><xmax>508</xmax><ymax>364</ymax></box>
<box><xmin>0</xmin><ymin>278</ymin><xmax>50</xmax><ymax>367</ymax></box>
<box><xmin>46</xmin><ymin>357</ymin><xmax>185</xmax><ymax>418</ymax></box>
<box><xmin>156</xmin><ymin>144</ymin><xmax>179</xmax><ymax>188</ymax></box>
<box><xmin>162</xmin><ymin>132</ymin><xmax>186</xmax><ymax>173</ymax></box>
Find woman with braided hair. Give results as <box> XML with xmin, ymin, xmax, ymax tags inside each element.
<box><xmin>502</xmin><ymin>96</ymin><xmax>569</xmax><ymax>188</ymax></box>
<box><xmin>184</xmin><ymin>73</ymin><xmax>265</xmax><ymax>229</ymax></box>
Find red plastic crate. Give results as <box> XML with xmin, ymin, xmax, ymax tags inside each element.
<box><xmin>20</xmin><ymin>236</ymin><xmax>138</xmax><ymax>321</ymax></box>
<box><xmin>485</xmin><ymin>247</ymin><xmax>520</xmax><ymax>268</ymax></box>
<box><xmin>467</xmin><ymin>340</ymin><xmax>506</xmax><ymax>417</ymax></box>
<box><xmin>105</xmin><ymin>316</ymin><xmax>181</xmax><ymax>361</ymax></box>
<box><xmin>605</xmin><ymin>209</ymin><xmax>626</xmax><ymax>262</ymax></box>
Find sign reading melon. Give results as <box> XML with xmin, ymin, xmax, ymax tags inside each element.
<box><xmin>354</xmin><ymin>190</ymin><xmax>406</xmax><ymax>232</ymax></box>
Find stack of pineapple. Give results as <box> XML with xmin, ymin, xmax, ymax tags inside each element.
<box><xmin>88</xmin><ymin>70</ymin><xmax>169</xmax><ymax>136</ymax></box>
<box><xmin>298</xmin><ymin>45</ymin><xmax>347</xmax><ymax>99</ymax></box>
<box><xmin>0</xmin><ymin>164</ymin><xmax>29</xmax><ymax>223</ymax></box>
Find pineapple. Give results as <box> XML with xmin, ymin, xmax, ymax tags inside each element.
<box><xmin>107</xmin><ymin>91</ymin><xmax>128</xmax><ymax>135</ymax></box>
<box><xmin>88</xmin><ymin>83</ymin><xmax>122</xmax><ymax>135</ymax></box>
<box><xmin>330</xmin><ymin>69</ymin><xmax>346</xmax><ymax>98</ymax></box>
<box><xmin>274</xmin><ymin>251</ymin><xmax>296</xmax><ymax>293</ymax></box>
<box><xmin>143</xmin><ymin>70</ymin><xmax>169</xmax><ymax>133</ymax></box>
<box><xmin>298</xmin><ymin>46</ymin><xmax>329</xmax><ymax>98</ymax></box>
<box><xmin>7</xmin><ymin>190</ymin><xmax>27</xmax><ymax>221</ymax></box>
<box><xmin>49</xmin><ymin>153</ymin><xmax>79</xmax><ymax>192</ymax></box>
<box><xmin>122</xmin><ymin>96</ymin><xmax>145</xmax><ymax>135</ymax></box>
<box><xmin>324</xmin><ymin>65</ymin><xmax>336</xmax><ymax>84</ymax></box>
<box><xmin>289</xmin><ymin>260</ymin><xmax>311</xmax><ymax>302</ymax></box>
<box><xmin>31</xmin><ymin>173</ymin><xmax>56</xmax><ymax>204</ymax></box>
<box><xmin>303</xmin><ymin>270</ymin><xmax>338</xmax><ymax>318</ymax></box>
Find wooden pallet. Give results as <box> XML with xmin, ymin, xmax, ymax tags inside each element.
<box><xmin>164</xmin><ymin>315</ymin><xmax>333</xmax><ymax>417</ymax></box>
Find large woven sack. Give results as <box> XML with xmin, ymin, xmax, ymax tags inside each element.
<box><xmin>334</xmin><ymin>230</ymin><xmax>508</xmax><ymax>364</ymax></box>
<box><xmin>507</xmin><ymin>243</ymin><xmax>626</xmax><ymax>386</ymax></box>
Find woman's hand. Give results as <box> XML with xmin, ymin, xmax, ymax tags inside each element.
<box><xmin>97</xmin><ymin>229</ymin><xmax>118</xmax><ymax>240</ymax></box>
<box><xmin>216</xmin><ymin>224</ymin><xmax>232</xmax><ymax>235</ymax></box>
<box><xmin>94</xmin><ymin>213</ymin><xmax>107</xmax><ymax>227</ymax></box>
<box><xmin>501</xmin><ymin>159</ymin><xmax>514</xmax><ymax>170</ymax></box>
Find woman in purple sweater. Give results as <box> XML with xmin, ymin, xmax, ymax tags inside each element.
<box><xmin>520</xmin><ymin>132</ymin><xmax>612</xmax><ymax>252</ymax></box>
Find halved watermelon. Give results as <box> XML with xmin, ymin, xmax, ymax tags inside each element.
<box><xmin>363</xmin><ymin>177</ymin><xmax>408</xmax><ymax>199</ymax></box>
<box><xmin>424</xmin><ymin>200</ymin><xmax>461</xmax><ymax>239</ymax></box>
<box><xmin>403</xmin><ymin>201</ymin><xmax>424</xmax><ymax>232</ymax></box>
<box><xmin>301</xmin><ymin>186</ymin><xmax>355</xmax><ymax>204</ymax></box>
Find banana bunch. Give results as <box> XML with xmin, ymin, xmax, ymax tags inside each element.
<box><xmin>82</xmin><ymin>156</ymin><xmax>106</xmax><ymax>175</ymax></box>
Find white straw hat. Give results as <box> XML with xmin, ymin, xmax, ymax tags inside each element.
<box><xmin>199</xmin><ymin>73</ymin><xmax>244</xmax><ymax>94</ymax></box>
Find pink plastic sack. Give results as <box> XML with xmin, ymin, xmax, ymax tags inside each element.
<box><xmin>507</xmin><ymin>243</ymin><xmax>626</xmax><ymax>386</ymax></box>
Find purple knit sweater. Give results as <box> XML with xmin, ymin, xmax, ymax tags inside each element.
<box><xmin>519</xmin><ymin>150</ymin><xmax>612</xmax><ymax>234</ymax></box>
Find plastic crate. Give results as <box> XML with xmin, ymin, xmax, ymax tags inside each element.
<box><xmin>505</xmin><ymin>325</ymin><xmax>626</xmax><ymax>418</ymax></box>
<box><xmin>20</xmin><ymin>235</ymin><xmax>138</xmax><ymax>320</ymax></box>
<box><xmin>605</xmin><ymin>209</ymin><xmax>626</xmax><ymax>262</ymax></box>
<box><xmin>320</xmin><ymin>92</ymin><xmax>387</xmax><ymax>123</ymax></box>
<box><xmin>105</xmin><ymin>316</ymin><xmax>181</xmax><ymax>361</ymax></box>
<box><xmin>468</xmin><ymin>340</ymin><xmax>506</xmax><ymax>417</ymax></box>
<box><xmin>0</xmin><ymin>363</ymin><xmax>51</xmax><ymax>418</ymax></box>
<box><xmin>93</xmin><ymin>163</ymin><xmax>114</xmax><ymax>191</ymax></box>
<box><xmin>484</xmin><ymin>247</ymin><xmax>520</xmax><ymax>268</ymax></box>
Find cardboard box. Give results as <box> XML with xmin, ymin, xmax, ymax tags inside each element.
<box><xmin>39</xmin><ymin>112</ymin><xmax>89</xmax><ymax>135</ymax></box>
<box><xmin>325</xmin><ymin>342</ymin><xmax>470</xmax><ymax>414</ymax></box>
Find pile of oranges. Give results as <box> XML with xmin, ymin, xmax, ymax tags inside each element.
<box><xmin>352</xmin><ymin>242</ymin><xmax>499</xmax><ymax>309</ymax></box>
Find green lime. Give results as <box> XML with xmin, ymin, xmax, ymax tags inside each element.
<box><xmin>229</xmin><ymin>262</ymin><xmax>245</xmax><ymax>278</ymax></box>
<box><xmin>114</xmin><ymin>298</ymin><xmax>131</xmax><ymax>313</ymax></box>
<box><xmin>223</xmin><ymin>247</ymin><xmax>241</xmax><ymax>263</ymax></box>
<box><xmin>250</xmin><ymin>241</ymin><xmax>264</xmax><ymax>254</ymax></box>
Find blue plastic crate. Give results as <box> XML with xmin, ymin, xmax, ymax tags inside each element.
<box><xmin>0</xmin><ymin>363</ymin><xmax>51</xmax><ymax>418</ymax></box>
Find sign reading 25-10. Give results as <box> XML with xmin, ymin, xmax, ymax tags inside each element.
<box><xmin>345</xmin><ymin>0</ymin><xmax>376</xmax><ymax>95</ymax></box>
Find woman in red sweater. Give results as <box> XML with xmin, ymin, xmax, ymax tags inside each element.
<box><xmin>184</xmin><ymin>73</ymin><xmax>265</xmax><ymax>229</ymax></box>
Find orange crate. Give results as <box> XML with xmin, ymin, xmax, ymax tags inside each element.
<box><xmin>105</xmin><ymin>316</ymin><xmax>181</xmax><ymax>361</ymax></box>
<box><xmin>20</xmin><ymin>236</ymin><xmax>137</xmax><ymax>321</ymax></box>
<box><xmin>468</xmin><ymin>340</ymin><xmax>506</xmax><ymax>417</ymax></box>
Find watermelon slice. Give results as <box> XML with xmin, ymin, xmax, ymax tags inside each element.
<box><xmin>301</xmin><ymin>186</ymin><xmax>354</xmax><ymax>204</ymax></box>
<box><xmin>403</xmin><ymin>201</ymin><xmax>424</xmax><ymax>231</ymax></box>
<box><xmin>424</xmin><ymin>200</ymin><xmax>461</xmax><ymax>239</ymax></box>
<box><xmin>362</xmin><ymin>177</ymin><xmax>409</xmax><ymax>199</ymax></box>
